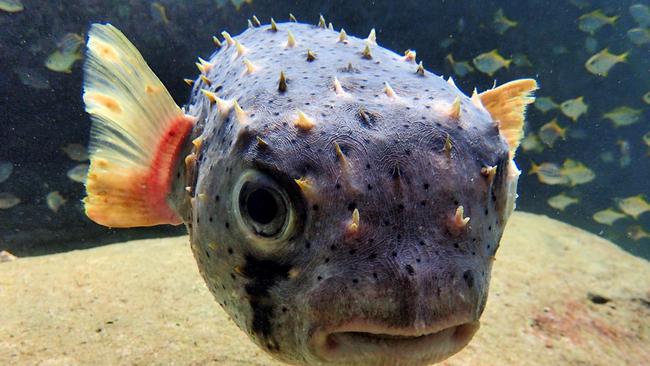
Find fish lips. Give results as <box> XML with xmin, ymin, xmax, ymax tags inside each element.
<box><xmin>308</xmin><ymin>314</ymin><xmax>480</xmax><ymax>365</ymax></box>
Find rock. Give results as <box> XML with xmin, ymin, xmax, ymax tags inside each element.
<box><xmin>0</xmin><ymin>212</ymin><xmax>648</xmax><ymax>365</ymax></box>
<box><xmin>0</xmin><ymin>250</ymin><xmax>17</xmax><ymax>262</ymax></box>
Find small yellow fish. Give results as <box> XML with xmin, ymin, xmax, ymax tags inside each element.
<box><xmin>547</xmin><ymin>193</ymin><xmax>579</xmax><ymax>211</ymax></box>
<box><xmin>0</xmin><ymin>192</ymin><xmax>20</xmax><ymax>209</ymax></box>
<box><xmin>0</xmin><ymin>161</ymin><xmax>12</xmax><ymax>184</ymax></box>
<box><xmin>585</xmin><ymin>49</ymin><xmax>628</xmax><ymax>77</ymax></box>
<box><xmin>538</xmin><ymin>118</ymin><xmax>567</xmax><ymax>147</ymax></box>
<box><xmin>14</xmin><ymin>66</ymin><xmax>50</xmax><ymax>89</ymax></box>
<box><xmin>529</xmin><ymin>162</ymin><xmax>569</xmax><ymax>185</ymax></box>
<box><xmin>552</xmin><ymin>45</ymin><xmax>568</xmax><ymax>55</ymax></box>
<box><xmin>593</xmin><ymin>208</ymin><xmax>626</xmax><ymax>225</ymax></box>
<box><xmin>584</xmin><ymin>36</ymin><xmax>599</xmax><ymax>53</ymax></box>
<box><xmin>58</xmin><ymin>33</ymin><xmax>84</xmax><ymax>54</ymax></box>
<box><xmin>67</xmin><ymin>163</ymin><xmax>89</xmax><ymax>183</ymax></box>
<box><xmin>61</xmin><ymin>143</ymin><xmax>89</xmax><ymax>162</ymax></box>
<box><xmin>445</xmin><ymin>54</ymin><xmax>474</xmax><ymax>77</ymax></box>
<box><xmin>45</xmin><ymin>33</ymin><xmax>84</xmax><ymax>73</ymax></box>
<box><xmin>643</xmin><ymin>132</ymin><xmax>650</xmax><ymax>155</ymax></box>
<box><xmin>617</xmin><ymin>195</ymin><xmax>650</xmax><ymax>219</ymax></box>
<box><xmin>534</xmin><ymin>96</ymin><xmax>559</xmax><ymax>113</ymax></box>
<box><xmin>603</xmin><ymin>106</ymin><xmax>642</xmax><ymax>127</ymax></box>
<box><xmin>626</xmin><ymin>225</ymin><xmax>649</xmax><ymax>241</ymax></box>
<box><xmin>521</xmin><ymin>133</ymin><xmax>545</xmax><ymax>153</ymax></box>
<box><xmin>643</xmin><ymin>91</ymin><xmax>650</xmax><ymax>104</ymax></box>
<box><xmin>45</xmin><ymin>51</ymin><xmax>82</xmax><ymax>73</ymax></box>
<box><xmin>616</xmin><ymin>139</ymin><xmax>632</xmax><ymax>167</ymax></box>
<box><xmin>627</xmin><ymin>28</ymin><xmax>650</xmax><ymax>46</ymax></box>
<box><xmin>493</xmin><ymin>8</ymin><xmax>518</xmax><ymax>35</ymax></box>
<box><xmin>560</xmin><ymin>96</ymin><xmax>588</xmax><ymax>121</ymax></box>
<box><xmin>570</xmin><ymin>0</ymin><xmax>590</xmax><ymax>9</ymax></box>
<box><xmin>473</xmin><ymin>49</ymin><xmax>511</xmax><ymax>76</ymax></box>
<box><xmin>630</xmin><ymin>4</ymin><xmax>650</xmax><ymax>27</ymax></box>
<box><xmin>599</xmin><ymin>150</ymin><xmax>615</xmax><ymax>163</ymax></box>
<box><xmin>511</xmin><ymin>53</ymin><xmax>532</xmax><ymax>68</ymax></box>
<box><xmin>578</xmin><ymin>9</ymin><xmax>619</xmax><ymax>35</ymax></box>
<box><xmin>150</xmin><ymin>2</ymin><xmax>170</xmax><ymax>24</ymax></box>
<box><xmin>560</xmin><ymin>159</ymin><xmax>595</xmax><ymax>186</ymax></box>
<box><xmin>440</xmin><ymin>38</ymin><xmax>455</xmax><ymax>49</ymax></box>
<box><xmin>0</xmin><ymin>0</ymin><xmax>23</xmax><ymax>12</ymax></box>
<box><xmin>46</xmin><ymin>191</ymin><xmax>66</xmax><ymax>213</ymax></box>
<box><xmin>217</xmin><ymin>0</ymin><xmax>253</xmax><ymax>10</ymax></box>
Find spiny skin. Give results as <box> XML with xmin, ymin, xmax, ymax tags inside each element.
<box><xmin>177</xmin><ymin>22</ymin><xmax>512</xmax><ymax>366</ymax></box>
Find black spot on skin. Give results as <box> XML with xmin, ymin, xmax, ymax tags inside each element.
<box><xmin>242</xmin><ymin>255</ymin><xmax>292</xmax><ymax>340</ymax></box>
<box><xmin>347</xmin><ymin>202</ymin><xmax>357</xmax><ymax>211</ymax></box>
<box><xmin>463</xmin><ymin>270</ymin><xmax>474</xmax><ymax>288</ymax></box>
<box><xmin>405</xmin><ymin>264</ymin><xmax>415</xmax><ymax>276</ymax></box>
<box><xmin>227</xmin><ymin>247</ymin><xmax>234</xmax><ymax>255</ymax></box>
<box><xmin>312</xmin><ymin>204</ymin><xmax>319</xmax><ymax>211</ymax></box>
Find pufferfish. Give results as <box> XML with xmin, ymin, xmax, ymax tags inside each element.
<box><xmin>81</xmin><ymin>16</ymin><xmax>537</xmax><ymax>366</ymax></box>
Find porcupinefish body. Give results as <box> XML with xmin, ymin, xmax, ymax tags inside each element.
<box><xmin>82</xmin><ymin>19</ymin><xmax>537</xmax><ymax>366</ymax></box>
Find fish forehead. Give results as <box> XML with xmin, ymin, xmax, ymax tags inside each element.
<box><xmin>188</xmin><ymin>22</ymin><xmax>506</xmax><ymax>173</ymax></box>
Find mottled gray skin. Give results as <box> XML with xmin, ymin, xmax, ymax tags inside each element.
<box><xmin>173</xmin><ymin>22</ymin><xmax>512</xmax><ymax>366</ymax></box>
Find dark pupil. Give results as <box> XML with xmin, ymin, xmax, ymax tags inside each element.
<box><xmin>246</xmin><ymin>188</ymin><xmax>278</xmax><ymax>224</ymax></box>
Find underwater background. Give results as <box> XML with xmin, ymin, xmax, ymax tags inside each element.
<box><xmin>0</xmin><ymin>0</ymin><xmax>648</xmax><ymax>258</ymax></box>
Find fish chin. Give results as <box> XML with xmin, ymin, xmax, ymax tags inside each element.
<box><xmin>309</xmin><ymin>319</ymin><xmax>480</xmax><ymax>366</ymax></box>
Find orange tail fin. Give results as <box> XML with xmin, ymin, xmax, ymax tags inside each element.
<box><xmin>83</xmin><ymin>24</ymin><xmax>195</xmax><ymax>227</ymax></box>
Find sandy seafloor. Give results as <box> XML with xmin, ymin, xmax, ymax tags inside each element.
<box><xmin>1</xmin><ymin>212</ymin><xmax>649</xmax><ymax>366</ymax></box>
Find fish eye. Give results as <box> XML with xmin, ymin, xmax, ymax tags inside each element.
<box><xmin>233</xmin><ymin>170</ymin><xmax>297</xmax><ymax>246</ymax></box>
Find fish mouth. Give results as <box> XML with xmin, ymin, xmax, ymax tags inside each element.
<box><xmin>311</xmin><ymin>319</ymin><xmax>480</xmax><ymax>364</ymax></box>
